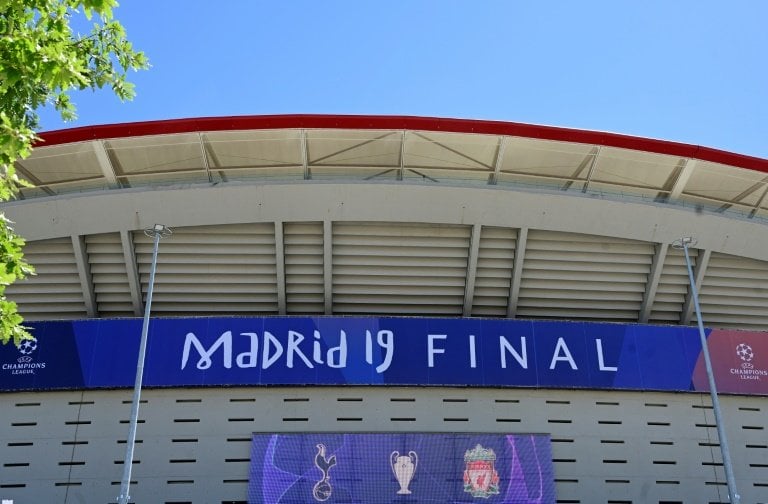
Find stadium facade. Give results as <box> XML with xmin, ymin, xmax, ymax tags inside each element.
<box><xmin>1</xmin><ymin>115</ymin><xmax>768</xmax><ymax>503</ymax></box>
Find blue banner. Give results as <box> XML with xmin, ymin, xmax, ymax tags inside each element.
<box><xmin>2</xmin><ymin>317</ymin><xmax>767</xmax><ymax>395</ymax></box>
<box><xmin>248</xmin><ymin>433</ymin><xmax>555</xmax><ymax>503</ymax></box>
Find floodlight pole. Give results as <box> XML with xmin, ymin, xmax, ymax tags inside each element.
<box><xmin>118</xmin><ymin>224</ymin><xmax>172</xmax><ymax>504</ymax></box>
<box><xmin>674</xmin><ymin>237</ymin><xmax>739</xmax><ymax>504</ymax></box>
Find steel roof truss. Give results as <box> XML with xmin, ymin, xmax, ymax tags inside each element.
<box><xmin>14</xmin><ymin>161</ymin><xmax>55</xmax><ymax>196</ymax></box>
<box><xmin>581</xmin><ymin>147</ymin><xmax>602</xmax><ymax>193</ymax></box>
<box><xmin>561</xmin><ymin>147</ymin><xmax>599</xmax><ymax>191</ymax></box>
<box><xmin>92</xmin><ymin>140</ymin><xmax>120</xmax><ymax>188</ymax></box>
<box><xmin>105</xmin><ymin>141</ymin><xmax>132</xmax><ymax>188</ymax></box>
<box><xmin>405</xmin><ymin>169</ymin><xmax>438</xmax><ymax>183</ymax></box>
<box><xmin>398</xmin><ymin>131</ymin><xmax>406</xmax><ymax>181</ymax></box>
<box><xmin>301</xmin><ymin>129</ymin><xmax>310</xmax><ymax>180</ymax></box>
<box><xmin>411</xmin><ymin>131</ymin><xmax>494</xmax><ymax>171</ymax></box>
<box><xmin>197</xmin><ymin>133</ymin><xmax>213</xmax><ymax>183</ymax></box>
<box><xmin>488</xmin><ymin>136</ymin><xmax>507</xmax><ymax>185</ymax></box>
<box><xmin>201</xmin><ymin>134</ymin><xmax>227</xmax><ymax>182</ymax></box>
<box><xmin>310</xmin><ymin>131</ymin><xmax>397</xmax><ymax>165</ymax></box>
<box><xmin>667</xmin><ymin>159</ymin><xmax>697</xmax><ymax>201</ymax></box>
<box><xmin>716</xmin><ymin>176</ymin><xmax>768</xmax><ymax>213</ymax></box>
<box><xmin>749</xmin><ymin>183</ymin><xmax>768</xmax><ymax>217</ymax></box>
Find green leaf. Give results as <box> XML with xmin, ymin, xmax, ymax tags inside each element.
<box><xmin>0</xmin><ymin>0</ymin><xmax>146</xmax><ymax>344</ymax></box>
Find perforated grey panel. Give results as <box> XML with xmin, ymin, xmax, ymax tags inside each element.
<box><xmin>649</xmin><ymin>247</ymin><xmax>698</xmax><ymax>324</ymax></box>
<box><xmin>700</xmin><ymin>252</ymin><xmax>768</xmax><ymax>329</ymax></box>
<box><xmin>518</xmin><ymin>231</ymin><xmax>654</xmax><ymax>321</ymax></box>
<box><xmin>134</xmin><ymin>224</ymin><xmax>278</xmax><ymax>315</ymax></box>
<box><xmin>471</xmin><ymin>226</ymin><xmax>517</xmax><ymax>317</ymax></box>
<box><xmin>5</xmin><ymin>237</ymin><xmax>86</xmax><ymax>320</ymax></box>
<box><xmin>86</xmin><ymin>233</ymin><xmax>133</xmax><ymax>317</ymax></box>
<box><xmin>332</xmin><ymin>222</ymin><xmax>471</xmax><ymax>315</ymax></box>
<box><xmin>284</xmin><ymin>221</ymin><xmax>324</xmax><ymax>314</ymax></box>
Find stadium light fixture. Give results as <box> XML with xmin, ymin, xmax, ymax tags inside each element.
<box><xmin>118</xmin><ymin>224</ymin><xmax>172</xmax><ymax>504</ymax></box>
<box><xmin>672</xmin><ymin>237</ymin><xmax>740</xmax><ymax>504</ymax></box>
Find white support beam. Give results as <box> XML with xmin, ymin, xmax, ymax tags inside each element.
<box><xmin>581</xmin><ymin>147</ymin><xmax>601</xmax><ymax>193</ymax></box>
<box><xmin>71</xmin><ymin>235</ymin><xmax>97</xmax><ymax>318</ymax></box>
<box><xmin>462</xmin><ymin>224</ymin><xmax>482</xmax><ymax>316</ymax></box>
<box><xmin>668</xmin><ymin>159</ymin><xmax>697</xmax><ymax>200</ymax></box>
<box><xmin>301</xmin><ymin>129</ymin><xmax>310</xmax><ymax>180</ymax></box>
<box><xmin>639</xmin><ymin>243</ymin><xmax>668</xmax><ymax>323</ymax></box>
<box><xmin>397</xmin><ymin>131</ymin><xmax>407</xmax><ymax>181</ymax></box>
<box><xmin>120</xmin><ymin>230</ymin><xmax>143</xmax><ymax>316</ymax></box>
<box><xmin>750</xmin><ymin>183</ymin><xmax>768</xmax><ymax>217</ymax></box>
<box><xmin>488</xmin><ymin>137</ymin><xmax>508</xmax><ymax>185</ymax></box>
<box><xmin>92</xmin><ymin>140</ymin><xmax>119</xmax><ymax>188</ymax></box>
<box><xmin>323</xmin><ymin>220</ymin><xmax>333</xmax><ymax>315</ymax></box>
<box><xmin>506</xmin><ymin>227</ymin><xmax>528</xmax><ymax>318</ymax></box>
<box><xmin>198</xmin><ymin>133</ymin><xmax>213</xmax><ymax>183</ymax></box>
<box><xmin>274</xmin><ymin>221</ymin><xmax>286</xmax><ymax>315</ymax></box>
<box><xmin>681</xmin><ymin>248</ymin><xmax>711</xmax><ymax>325</ymax></box>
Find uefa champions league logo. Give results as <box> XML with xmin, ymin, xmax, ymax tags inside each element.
<box><xmin>736</xmin><ymin>343</ymin><xmax>754</xmax><ymax>363</ymax></box>
<box><xmin>19</xmin><ymin>338</ymin><xmax>37</xmax><ymax>362</ymax></box>
<box><xmin>730</xmin><ymin>341</ymin><xmax>767</xmax><ymax>381</ymax></box>
<box><xmin>2</xmin><ymin>337</ymin><xmax>46</xmax><ymax>375</ymax></box>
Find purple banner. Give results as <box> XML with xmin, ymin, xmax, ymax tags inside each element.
<box><xmin>248</xmin><ymin>433</ymin><xmax>555</xmax><ymax>503</ymax></box>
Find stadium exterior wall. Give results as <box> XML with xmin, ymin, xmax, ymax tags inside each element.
<box><xmin>4</xmin><ymin>116</ymin><xmax>768</xmax><ymax>503</ymax></box>
<box><xmin>1</xmin><ymin>387</ymin><xmax>767</xmax><ymax>503</ymax></box>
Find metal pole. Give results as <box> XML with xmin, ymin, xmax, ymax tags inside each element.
<box><xmin>118</xmin><ymin>224</ymin><xmax>171</xmax><ymax>504</ymax></box>
<box><xmin>676</xmin><ymin>237</ymin><xmax>740</xmax><ymax>504</ymax></box>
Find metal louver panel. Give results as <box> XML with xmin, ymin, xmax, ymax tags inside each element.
<box><xmin>649</xmin><ymin>247</ymin><xmax>698</xmax><ymax>324</ymax></box>
<box><xmin>284</xmin><ymin>222</ymin><xmax>324</xmax><ymax>314</ymax></box>
<box><xmin>332</xmin><ymin>222</ymin><xmax>471</xmax><ymax>315</ymax></box>
<box><xmin>86</xmin><ymin>232</ymin><xmax>133</xmax><ymax>317</ymax></box>
<box><xmin>517</xmin><ymin>230</ymin><xmax>654</xmax><ymax>321</ymax></box>
<box><xmin>471</xmin><ymin>226</ymin><xmax>517</xmax><ymax>317</ymax></box>
<box><xmin>699</xmin><ymin>252</ymin><xmax>768</xmax><ymax>329</ymax></box>
<box><xmin>6</xmin><ymin>237</ymin><xmax>86</xmax><ymax>320</ymax></box>
<box><xmin>134</xmin><ymin>223</ymin><xmax>278</xmax><ymax>315</ymax></box>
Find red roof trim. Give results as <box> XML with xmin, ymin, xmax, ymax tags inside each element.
<box><xmin>35</xmin><ymin>114</ymin><xmax>768</xmax><ymax>173</ymax></box>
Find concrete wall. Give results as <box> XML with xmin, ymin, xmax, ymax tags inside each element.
<box><xmin>1</xmin><ymin>386</ymin><xmax>766</xmax><ymax>503</ymax></box>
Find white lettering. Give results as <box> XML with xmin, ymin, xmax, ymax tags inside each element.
<box><xmin>262</xmin><ymin>331</ymin><xmax>283</xmax><ymax>369</ymax></box>
<box><xmin>313</xmin><ymin>331</ymin><xmax>324</xmax><ymax>365</ymax></box>
<box><xmin>326</xmin><ymin>330</ymin><xmax>347</xmax><ymax>368</ymax></box>
<box><xmin>549</xmin><ymin>337</ymin><xmax>577</xmax><ymax>370</ymax></box>
<box><xmin>181</xmin><ymin>331</ymin><xmax>232</xmax><ymax>370</ymax></box>
<box><xmin>365</xmin><ymin>329</ymin><xmax>394</xmax><ymax>373</ymax></box>
<box><xmin>376</xmin><ymin>330</ymin><xmax>394</xmax><ymax>373</ymax></box>
<box><xmin>365</xmin><ymin>330</ymin><xmax>373</xmax><ymax>365</ymax></box>
<box><xmin>500</xmin><ymin>336</ymin><xmax>528</xmax><ymax>369</ymax></box>
<box><xmin>428</xmin><ymin>334</ymin><xmax>447</xmax><ymax>368</ymax></box>
<box><xmin>596</xmin><ymin>339</ymin><xmax>617</xmax><ymax>372</ymax></box>
<box><xmin>469</xmin><ymin>334</ymin><xmax>477</xmax><ymax>368</ymax></box>
<box><xmin>286</xmin><ymin>331</ymin><xmax>313</xmax><ymax>369</ymax></box>
<box><xmin>235</xmin><ymin>333</ymin><xmax>259</xmax><ymax>368</ymax></box>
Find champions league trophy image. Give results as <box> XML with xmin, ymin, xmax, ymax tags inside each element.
<box><xmin>312</xmin><ymin>443</ymin><xmax>337</xmax><ymax>502</ymax></box>
<box><xmin>390</xmin><ymin>450</ymin><xmax>418</xmax><ymax>495</ymax></box>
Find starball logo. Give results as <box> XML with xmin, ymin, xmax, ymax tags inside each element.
<box><xmin>2</xmin><ymin>338</ymin><xmax>47</xmax><ymax>375</ymax></box>
<box><xmin>730</xmin><ymin>343</ymin><xmax>767</xmax><ymax>381</ymax></box>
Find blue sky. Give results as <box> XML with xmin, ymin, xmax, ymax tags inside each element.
<box><xmin>38</xmin><ymin>1</ymin><xmax>768</xmax><ymax>158</ymax></box>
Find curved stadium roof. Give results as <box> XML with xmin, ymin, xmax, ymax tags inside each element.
<box><xmin>6</xmin><ymin>115</ymin><xmax>768</xmax><ymax>330</ymax></box>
